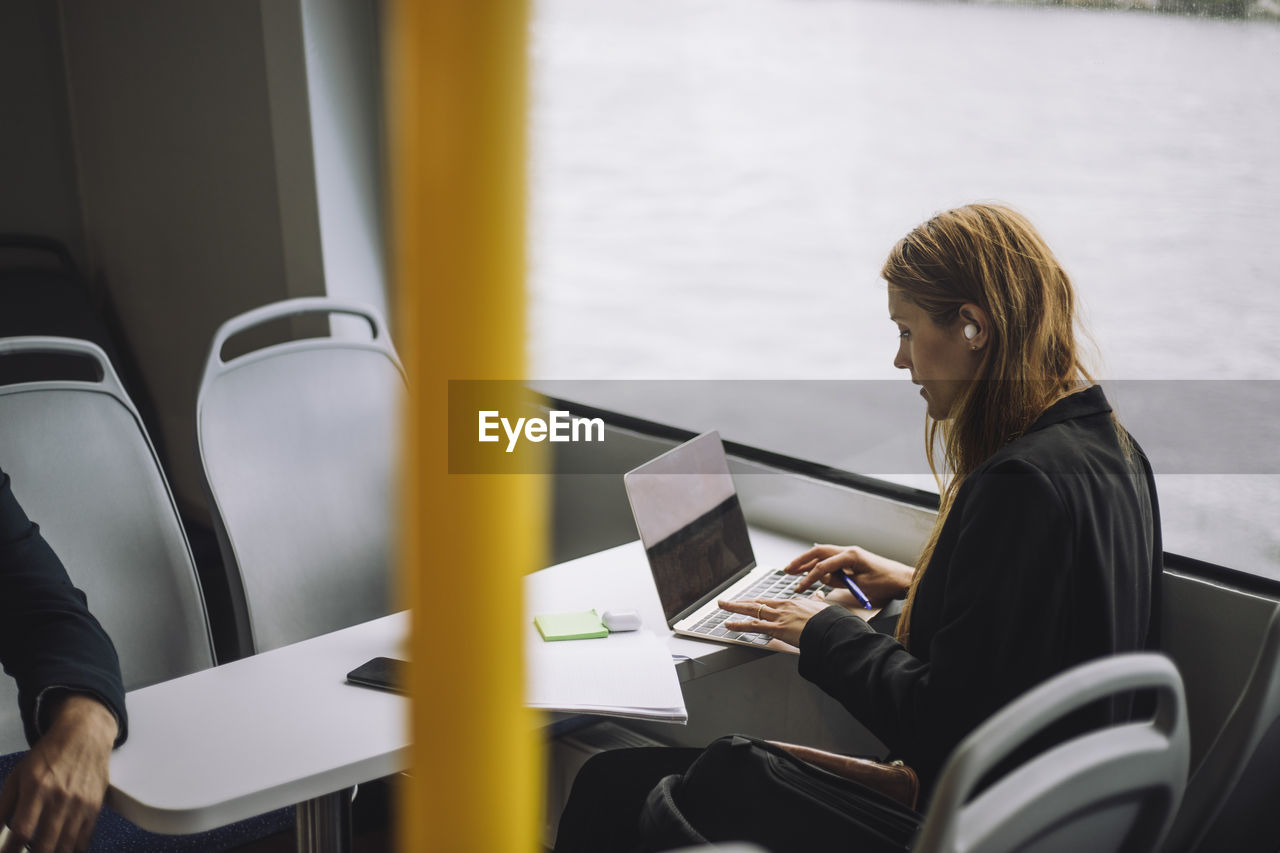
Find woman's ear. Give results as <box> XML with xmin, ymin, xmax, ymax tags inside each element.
<box><xmin>957</xmin><ymin>304</ymin><xmax>990</xmax><ymax>351</ymax></box>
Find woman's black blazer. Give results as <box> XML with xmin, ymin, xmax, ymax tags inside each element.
<box><xmin>798</xmin><ymin>385</ymin><xmax>1161</xmax><ymax>797</ymax></box>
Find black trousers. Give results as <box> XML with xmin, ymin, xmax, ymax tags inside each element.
<box><xmin>554</xmin><ymin>747</ymin><xmax>703</xmax><ymax>853</ymax></box>
<box><xmin>555</xmin><ymin>744</ymin><xmax>921</xmax><ymax>853</ymax></box>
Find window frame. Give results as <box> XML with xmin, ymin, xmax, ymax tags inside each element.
<box><xmin>544</xmin><ymin>392</ymin><xmax>1280</xmax><ymax>598</ymax></box>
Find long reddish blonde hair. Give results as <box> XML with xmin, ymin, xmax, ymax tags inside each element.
<box><xmin>882</xmin><ymin>203</ymin><xmax>1098</xmax><ymax>648</ymax></box>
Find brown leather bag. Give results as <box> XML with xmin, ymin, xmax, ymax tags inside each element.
<box><xmin>768</xmin><ymin>741</ymin><xmax>920</xmax><ymax>810</ymax></box>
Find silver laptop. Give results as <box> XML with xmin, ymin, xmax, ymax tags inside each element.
<box><xmin>623</xmin><ymin>431</ymin><xmax>820</xmax><ymax>650</ymax></box>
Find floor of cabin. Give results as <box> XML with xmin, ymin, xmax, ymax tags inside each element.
<box><xmin>231</xmin><ymin>776</ymin><xmax>394</xmax><ymax>852</ymax></box>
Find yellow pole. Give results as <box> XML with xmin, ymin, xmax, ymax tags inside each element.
<box><xmin>388</xmin><ymin>1</ymin><xmax>542</xmax><ymax>850</ymax></box>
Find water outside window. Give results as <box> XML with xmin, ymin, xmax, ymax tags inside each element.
<box><xmin>527</xmin><ymin>0</ymin><xmax>1280</xmax><ymax>579</ymax></box>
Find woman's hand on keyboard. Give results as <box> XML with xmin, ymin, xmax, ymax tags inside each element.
<box><xmin>720</xmin><ymin>596</ymin><xmax>831</xmax><ymax>648</ymax></box>
<box><xmin>785</xmin><ymin>545</ymin><xmax>914</xmax><ymax>604</ymax></box>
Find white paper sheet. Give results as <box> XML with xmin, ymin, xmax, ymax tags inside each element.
<box><xmin>526</xmin><ymin>629</ymin><xmax>687</xmax><ymax>723</ymax></box>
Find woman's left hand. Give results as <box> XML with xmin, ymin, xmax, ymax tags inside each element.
<box><xmin>720</xmin><ymin>595</ymin><xmax>833</xmax><ymax>648</ymax></box>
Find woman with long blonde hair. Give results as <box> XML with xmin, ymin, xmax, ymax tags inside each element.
<box><xmin>725</xmin><ymin>201</ymin><xmax>1161</xmax><ymax>790</ymax></box>
<box><xmin>556</xmin><ymin>203</ymin><xmax>1161</xmax><ymax>852</ymax></box>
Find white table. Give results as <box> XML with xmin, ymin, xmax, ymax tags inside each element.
<box><xmin>107</xmin><ymin>612</ymin><xmax>409</xmax><ymax>853</ymax></box>
<box><xmin>105</xmin><ymin>532</ymin><xmax>815</xmax><ymax>852</ymax></box>
<box><xmin>526</xmin><ymin>527</ymin><xmax>813</xmax><ymax>685</ymax></box>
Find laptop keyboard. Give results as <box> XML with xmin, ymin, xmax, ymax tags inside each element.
<box><xmin>687</xmin><ymin>571</ymin><xmax>819</xmax><ymax>645</ymax></box>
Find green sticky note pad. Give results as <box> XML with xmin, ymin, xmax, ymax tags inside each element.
<box><xmin>535</xmin><ymin>609</ymin><xmax>609</xmax><ymax>641</ymax></box>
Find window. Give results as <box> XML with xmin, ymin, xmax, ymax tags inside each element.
<box><xmin>528</xmin><ymin>0</ymin><xmax>1280</xmax><ymax>579</ymax></box>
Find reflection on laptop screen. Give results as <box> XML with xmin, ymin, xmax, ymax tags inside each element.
<box><xmin>624</xmin><ymin>432</ymin><xmax>755</xmax><ymax>622</ymax></box>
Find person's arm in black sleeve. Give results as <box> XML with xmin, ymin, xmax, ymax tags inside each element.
<box><xmin>0</xmin><ymin>470</ymin><xmax>126</xmax><ymax>852</ymax></box>
<box><xmin>0</xmin><ymin>471</ymin><xmax>127</xmax><ymax>747</ymax></box>
<box><xmin>797</xmin><ymin>459</ymin><xmax>1074</xmax><ymax>787</ymax></box>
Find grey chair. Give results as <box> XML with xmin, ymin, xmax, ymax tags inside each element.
<box><xmin>1163</xmin><ymin>605</ymin><xmax>1280</xmax><ymax>853</ymax></box>
<box><xmin>196</xmin><ymin>298</ymin><xmax>405</xmax><ymax>655</ymax></box>
<box><xmin>0</xmin><ymin>337</ymin><xmax>214</xmax><ymax>753</ymax></box>
<box><xmin>914</xmin><ymin>653</ymin><xmax>1189</xmax><ymax>853</ymax></box>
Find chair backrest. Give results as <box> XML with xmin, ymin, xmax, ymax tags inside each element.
<box><xmin>0</xmin><ymin>337</ymin><xmax>215</xmax><ymax>752</ymax></box>
<box><xmin>1163</xmin><ymin>605</ymin><xmax>1280</xmax><ymax>853</ymax></box>
<box><xmin>196</xmin><ymin>298</ymin><xmax>405</xmax><ymax>655</ymax></box>
<box><xmin>914</xmin><ymin>653</ymin><xmax>1189</xmax><ymax>853</ymax></box>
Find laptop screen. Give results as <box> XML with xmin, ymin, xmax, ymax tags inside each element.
<box><xmin>624</xmin><ymin>432</ymin><xmax>756</xmax><ymax>622</ymax></box>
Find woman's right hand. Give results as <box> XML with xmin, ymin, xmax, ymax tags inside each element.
<box><xmin>785</xmin><ymin>544</ymin><xmax>914</xmax><ymax>604</ymax></box>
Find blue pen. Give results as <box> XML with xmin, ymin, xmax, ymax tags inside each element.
<box><xmin>839</xmin><ymin>572</ymin><xmax>874</xmax><ymax>610</ymax></box>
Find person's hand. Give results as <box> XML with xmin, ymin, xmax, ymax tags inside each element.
<box><xmin>784</xmin><ymin>544</ymin><xmax>914</xmax><ymax>604</ymax></box>
<box><xmin>720</xmin><ymin>596</ymin><xmax>833</xmax><ymax>648</ymax></box>
<box><xmin>0</xmin><ymin>694</ymin><xmax>118</xmax><ymax>853</ymax></box>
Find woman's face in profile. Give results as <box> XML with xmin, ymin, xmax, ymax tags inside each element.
<box><xmin>888</xmin><ymin>289</ymin><xmax>978</xmax><ymax>420</ymax></box>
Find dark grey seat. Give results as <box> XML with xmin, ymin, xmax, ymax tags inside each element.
<box><xmin>196</xmin><ymin>298</ymin><xmax>405</xmax><ymax>655</ymax></box>
<box><xmin>0</xmin><ymin>235</ymin><xmax>121</xmax><ymax>386</ymax></box>
<box><xmin>1163</xmin><ymin>605</ymin><xmax>1280</xmax><ymax>853</ymax></box>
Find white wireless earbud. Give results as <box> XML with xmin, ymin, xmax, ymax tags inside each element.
<box><xmin>963</xmin><ymin>324</ymin><xmax>978</xmax><ymax>340</ymax></box>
